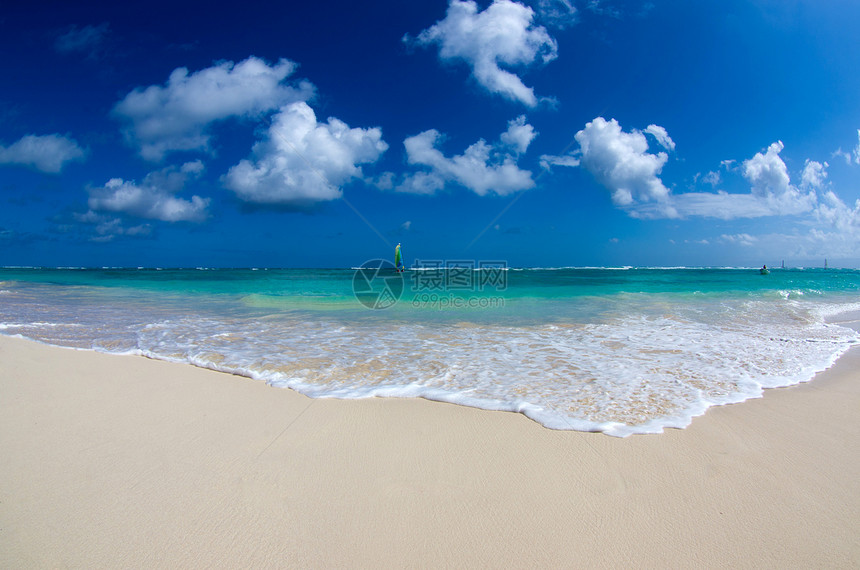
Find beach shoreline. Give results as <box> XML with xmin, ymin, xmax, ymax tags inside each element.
<box><xmin>1</xmin><ymin>334</ymin><xmax>858</xmax><ymax>567</ymax></box>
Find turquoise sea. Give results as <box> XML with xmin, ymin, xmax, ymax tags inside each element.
<box><xmin>1</xmin><ymin>265</ymin><xmax>859</xmax><ymax>436</ymax></box>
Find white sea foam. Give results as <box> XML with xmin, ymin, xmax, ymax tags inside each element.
<box><xmin>121</xmin><ymin>298</ymin><xmax>859</xmax><ymax>437</ymax></box>
<box><xmin>2</xmin><ymin>268</ymin><xmax>858</xmax><ymax>436</ymax></box>
<box><xmin>6</xmin><ymin>308</ymin><xmax>860</xmax><ymax>437</ymax></box>
<box><xmin>0</xmin><ymin>321</ymin><xmax>85</xmax><ymax>329</ymax></box>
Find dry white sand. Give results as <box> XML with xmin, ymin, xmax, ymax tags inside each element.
<box><xmin>1</xmin><ymin>334</ymin><xmax>858</xmax><ymax>568</ymax></box>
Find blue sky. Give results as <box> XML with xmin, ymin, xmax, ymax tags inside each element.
<box><xmin>1</xmin><ymin>0</ymin><xmax>859</xmax><ymax>268</ymax></box>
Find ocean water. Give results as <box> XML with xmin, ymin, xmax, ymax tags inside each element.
<box><xmin>1</xmin><ymin>265</ymin><xmax>859</xmax><ymax>436</ymax></box>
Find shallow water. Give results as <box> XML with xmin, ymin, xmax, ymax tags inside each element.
<box><xmin>2</xmin><ymin>266</ymin><xmax>858</xmax><ymax>436</ymax></box>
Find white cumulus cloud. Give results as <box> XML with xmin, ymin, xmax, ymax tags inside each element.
<box><xmin>409</xmin><ymin>0</ymin><xmax>558</xmax><ymax>107</ymax></box>
<box><xmin>772</xmin><ymin>191</ymin><xmax>860</xmax><ymax>261</ymax></box>
<box><xmin>113</xmin><ymin>56</ymin><xmax>313</xmax><ymax>161</ymax></box>
<box><xmin>801</xmin><ymin>159</ymin><xmax>828</xmax><ymax>190</ymax></box>
<box><xmin>547</xmin><ymin>120</ymin><xmax>825</xmax><ymax>222</ymax></box>
<box><xmin>815</xmin><ymin>190</ymin><xmax>860</xmax><ymax>235</ymax></box>
<box><xmin>500</xmin><ymin>115</ymin><xmax>537</xmax><ymax>154</ymax></box>
<box><xmin>398</xmin><ymin>118</ymin><xmax>536</xmax><ymax>196</ymax></box>
<box><xmin>0</xmin><ymin>133</ymin><xmax>86</xmax><ymax>173</ymax></box>
<box><xmin>224</xmin><ymin>102</ymin><xmax>388</xmax><ymax>207</ymax></box>
<box><xmin>573</xmin><ymin>117</ymin><xmax>673</xmax><ymax>212</ymax></box>
<box><xmin>88</xmin><ymin>161</ymin><xmax>209</xmax><ymax>222</ymax></box>
<box><xmin>644</xmin><ymin>143</ymin><xmax>816</xmax><ymax>220</ymax></box>
<box><xmin>744</xmin><ymin>141</ymin><xmax>791</xmax><ymax>197</ymax></box>
<box><xmin>741</xmin><ymin>141</ymin><xmax>816</xmax><ymax>216</ymax></box>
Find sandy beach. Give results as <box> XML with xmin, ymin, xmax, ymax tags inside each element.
<box><xmin>1</xmin><ymin>334</ymin><xmax>858</xmax><ymax>568</ymax></box>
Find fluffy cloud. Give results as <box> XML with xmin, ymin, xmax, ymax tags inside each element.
<box><xmin>398</xmin><ymin>118</ymin><xmax>536</xmax><ymax>196</ymax></box>
<box><xmin>753</xmin><ymin>191</ymin><xmax>860</xmax><ymax>261</ymax></box>
<box><xmin>744</xmin><ymin>141</ymin><xmax>790</xmax><ymax>197</ymax></box>
<box><xmin>0</xmin><ymin>134</ymin><xmax>86</xmax><ymax>173</ymax></box>
<box><xmin>801</xmin><ymin>159</ymin><xmax>828</xmax><ymax>190</ymax></box>
<box><xmin>542</xmin><ymin>119</ymin><xmax>859</xmax><ymax>259</ymax></box>
<box><xmin>113</xmin><ymin>56</ymin><xmax>313</xmax><ymax>161</ymax></box>
<box><xmin>88</xmin><ymin>161</ymin><xmax>209</xmax><ymax>222</ymax></box>
<box><xmin>814</xmin><ymin>191</ymin><xmax>860</xmax><ymax>235</ymax></box>
<box><xmin>646</xmin><ymin>142</ymin><xmax>816</xmax><ymax>220</ymax></box>
<box><xmin>573</xmin><ymin>117</ymin><xmax>673</xmax><ymax>212</ymax></box>
<box><xmin>741</xmin><ymin>141</ymin><xmax>816</xmax><ymax>216</ymax></box>
<box><xmin>224</xmin><ymin>102</ymin><xmax>388</xmax><ymax>207</ymax></box>
<box><xmin>500</xmin><ymin>115</ymin><xmax>537</xmax><ymax>154</ymax></box>
<box><xmin>540</xmin><ymin>117</ymin><xmax>674</xmax><ymax>212</ymax></box>
<box><xmin>409</xmin><ymin>0</ymin><xmax>558</xmax><ymax>107</ymax></box>
<box><xmin>546</xmin><ymin>119</ymin><xmax>825</xmax><ymax>221</ymax></box>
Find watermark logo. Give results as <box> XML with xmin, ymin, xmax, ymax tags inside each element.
<box><xmin>410</xmin><ymin>292</ymin><xmax>506</xmax><ymax>310</ymax></box>
<box><xmin>352</xmin><ymin>259</ymin><xmax>404</xmax><ymax>309</ymax></box>
<box><xmin>412</xmin><ymin>259</ymin><xmax>507</xmax><ymax>292</ymax></box>
<box><xmin>353</xmin><ymin>258</ymin><xmax>507</xmax><ymax>310</ymax></box>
